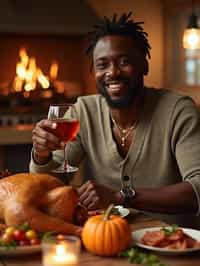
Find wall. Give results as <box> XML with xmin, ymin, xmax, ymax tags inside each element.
<box><xmin>87</xmin><ymin>0</ymin><xmax>164</xmax><ymax>89</ymax></box>
<box><xmin>163</xmin><ymin>0</ymin><xmax>200</xmax><ymax>108</ymax></box>
<box><xmin>0</xmin><ymin>0</ymin><xmax>99</xmax><ymax>35</ymax></box>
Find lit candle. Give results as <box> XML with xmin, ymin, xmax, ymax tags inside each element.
<box><xmin>43</xmin><ymin>244</ymin><xmax>78</xmax><ymax>266</ymax></box>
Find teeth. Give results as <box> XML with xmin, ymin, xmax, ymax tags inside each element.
<box><xmin>109</xmin><ymin>84</ymin><xmax>121</xmax><ymax>89</ymax></box>
<box><xmin>108</xmin><ymin>82</ymin><xmax>125</xmax><ymax>89</ymax></box>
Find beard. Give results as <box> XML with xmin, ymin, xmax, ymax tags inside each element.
<box><xmin>96</xmin><ymin>76</ymin><xmax>144</xmax><ymax>109</ymax></box>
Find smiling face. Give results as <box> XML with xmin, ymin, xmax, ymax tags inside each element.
<box><xmin>93</xmin><ymin>35</ymin><xmax>148</xmax><ymax>109</ymax></box>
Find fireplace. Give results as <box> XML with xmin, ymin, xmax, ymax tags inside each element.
<box><xmin>0</xmin><ymin>34</ymin><xmax>94</xmax><ymax>172</ymax></box>
<box><xmin>0</xmin><ymin>0</ymin><xmax>98</xmax><ymax>173</ymax></box>
<box><xmin>0</xmin><ymin>0</ymin><xmax>99</xmax><ymax>125</ymax></box>
<box><xmin>0</xmin><ymin>34</ymin><xmax>91</xmax><ymax>124</ymax></box>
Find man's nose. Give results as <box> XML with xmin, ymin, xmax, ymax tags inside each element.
<box><xmin>106</xmin><ymin>62</ymin><xmax>121</xmax><ymax>77</ymax></box>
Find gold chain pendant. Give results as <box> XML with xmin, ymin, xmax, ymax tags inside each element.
<box><xmin>121</xmin><ymin>137</ymin><xmax>125</xmax><ymax>146</ymax></box>
<box><xmin>110</xmin><ymin>114</ymin><xmax>138</xmax><ymax>148</ymax></box>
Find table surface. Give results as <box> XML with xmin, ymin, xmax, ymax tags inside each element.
<box><xmin>1</xmin><ymin>211</ymin><xmax>200</xmax><ymax>266</ymax></box>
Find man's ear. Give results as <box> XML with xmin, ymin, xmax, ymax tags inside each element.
<box><xmin>143</xmin><ymin>59</ymin><xmax>149</xmax><ymax>75</ymax></box>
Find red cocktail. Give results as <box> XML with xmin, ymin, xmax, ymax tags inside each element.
<box><xmin>47</xmin><ymin>103</ymin><xmax>79</xmax><ymax>173</ymax></box>
<box><xmin>49</xmin><ymin>119</ymin><xmax>80</xmax><ymax>143</ymax></box>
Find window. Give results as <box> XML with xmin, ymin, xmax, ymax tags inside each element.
<box><xmin>185</xmin><ymin>49</ymin><xmax>200</xmax><ymax>85</ymax></box>
<box><xmin>165</xmin><ymin>4</ymin><xmax>200</xmax><ymax>89</ymax></box>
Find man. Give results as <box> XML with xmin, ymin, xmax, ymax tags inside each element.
<box><xmin>30</xmin><ymin>12</ymin><xmax>200</xmax><ymax>228</ymax></box>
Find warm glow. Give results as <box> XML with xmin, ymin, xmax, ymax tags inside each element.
<box><xmin>43</xmin><ymin>244</ymin><xmax>78</xmax><ymax>266</ymax></box>
<box><xmin>25</xmin><ymin>70</ymin><xmax>34</xmax><ymax>83</ymax></box>
<box><xmin>183</xmin><ymin>28</ymin><xmax>200</xmax><ymax>49</ymax></box>
<box><xmin>14</xmin><ymin>48</ymin><xmax>53</xmax><ymax>93</ymax></box>
<box><xmin>37</xmin><ymin>69</ymin><xmax>50</xmax><ymax>89</ymax></box>
<box><xmin>16</xmin><ymin>63</ymin><xmax>26</xmax><ymax>80</ymax></box>
<box><xmin>50</xmin><ymin>61</ymin><xmax>59</xmax><ymax>80</ymax></box>
<box><xmin>24</xmin><ymin>82</ymin><xmax>36</xmax><ymax>91</ymax></box>
<box><xmin>56</xmin><ymin>245</ymin><xmax>66</xmax><ymax>257</ymax></box>
<box><xmin>52</xmin><ymin>245</ymin><xmax>78</xmax><ymax>264</ymax></box>
<box><xmin>23</xmin><ymin>91</ymin><xmax>30</xmax><ymax>98</ymax></box>
<box><xmin>19</xmin><ymin>48</ymin><xmax>29</xmax><ymax>67</ymax></box>
<box><xmin>28</xmin><ymin>57</ymin><xmax>37</xmax><ymax>81</ymax></box>
<box><xmin>54</xmin><ymin>81</ymin><xmax>65</xmax><ymax>94</ymax></box>
<box><xmin>29</xmin><ymin>57</ymin><xmax>36</xmax><ymax>70</ymax></box>
<box><xmin>13</xmin><ymin>77</ymin><xmax>23</xmax><ymax>92</ymax></box>
<box><xmin>41</xmin><ymin>90</ymin><xmax>53</xmax><ymax>98</ymax></box>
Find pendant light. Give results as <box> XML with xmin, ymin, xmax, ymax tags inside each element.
<box><xmin>183</xmin><ymin>0</ymin><xmax>200</xmax><ymax>49</ymax></box>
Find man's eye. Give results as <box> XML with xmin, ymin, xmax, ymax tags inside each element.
<box><xmin>119</xmin><ymin>58</ymin><xmax>130</xmax><ymax>66</ymax></box>
<box><xmin>95</xmin><ymin>62</ymin><xmax>107</xmax><ymax>70</ymax></box>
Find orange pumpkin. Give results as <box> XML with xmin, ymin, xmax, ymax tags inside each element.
<box><xmin>81</xmin><ymin>204</ymin><xmax>131</xmax><ymax>256</ymax></box>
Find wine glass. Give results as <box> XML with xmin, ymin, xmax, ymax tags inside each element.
<box><xmin>47</xmin><ymin>103</ymin><xmax>79</xmax><ymax>173</ymax></box>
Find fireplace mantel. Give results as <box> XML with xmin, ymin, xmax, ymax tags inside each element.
<box><xmin>0</xmin><ymin>0</ymin><xmax>99</xmax><ymax>35</ymax></box>
<box><xmin>0</xmin><ymin>125</ymin><xmax>33</xmax><ymax>145</ymax></box>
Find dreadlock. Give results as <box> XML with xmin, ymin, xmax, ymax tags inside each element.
<box><xmin>86</xmin><ymin>12</ymin><xmax>151</xmax><ymax>59</ymax></box>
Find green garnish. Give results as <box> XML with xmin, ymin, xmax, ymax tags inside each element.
<box><xmin>17</xmin><ymin>222</ymin><xmax>30</xmax><ymax>231</ymax></box>
<box><xmin>161</xmin><ymin>224</ymin><xmax>178</xmax><ymax>236</ymax></box>
<box><xmin>119</xmin><ymin>248</ymin><xmax>166</xmax><ymax>266</ymax></box>
<box><xmin>0</xmin><ymin>240</ymin><xmax>17</xmax><ymax>249</ymax></box>
<box><xmin>40</xmin><ymin>231</ymin><xmax>56</xmax><ymax>242</ymax></box>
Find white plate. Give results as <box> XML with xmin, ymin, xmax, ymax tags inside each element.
<box><xmin>0</xmin><ymin>244</ymin><xmax>41</xmax><ymax>256</ymax></box>
<box><xmin>132</xmin><ymin>227</ymin><xmax>200</xmax><ymax>255</ymax></box>
<box><xmin>114</xmin><ymin>205</ymin><xmax>130</xmax><ymax>218</ymax></box>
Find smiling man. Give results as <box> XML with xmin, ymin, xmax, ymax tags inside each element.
<box><xmin>93</xmin><ymin>34</ymin><xmax>147</xmax><ymax>109</ymax></box>
<box><xmin>30</xmin><ymin>12</ymin><xmax>200</xmax><ymax>229</ymax></box>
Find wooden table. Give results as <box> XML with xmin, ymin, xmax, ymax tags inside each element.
<box><xmin>1</xmin><ymin>212</ymin><xmax>200</xmax><ymax>266</ymax></box>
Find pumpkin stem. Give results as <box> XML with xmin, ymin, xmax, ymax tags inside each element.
<box><xmin>103</xmin><ymin>204</ymin><xmax>114</xmax><ymax>221</ymax></box>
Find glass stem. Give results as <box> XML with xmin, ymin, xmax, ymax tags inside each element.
<box><xmin>64</xmin><ymin>143</ymin><xmax>68</xmax><ymax>171</ymax></box>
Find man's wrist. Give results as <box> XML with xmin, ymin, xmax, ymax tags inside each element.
<box><xmin>115</xmin><ymin>191</ymin><xmax>125</xmax><ymax>205</ymax></box>
<box><xmin>33</xmin><ymin>150</ymin><xmax>52</xmax><ymax>165</ymax></box>
<box><xmin>115</xmin><ymin>188</ymin><xmax>136</xmax><ymax>208</ymax></box>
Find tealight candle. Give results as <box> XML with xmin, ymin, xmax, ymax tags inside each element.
<box><xmin>42</xmin><ymin>236</ymin><xmax>80</xmax><ymax>266</ymax></box>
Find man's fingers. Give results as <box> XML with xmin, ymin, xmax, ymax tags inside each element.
<box><xmin>32</xmin><ymin>119</ymin><xmax>62</xmax><ymax>152</ymax></box>
<box><xmin>77</xmin><ymin>180</ymin><xmax>94</xmax><ymax>195</ymax></box>
<box><xmin>87</xmin><ymin>196</ymin><xmax>100</xmax><ymax>210</ymax></box>
<box><xmin>33</xmin><ymin>134</ymin><xmax>60</xmax><ymax>151</ymax></box>
<box><xmin>36</xmin><ymin>119</ymin><xmax>56</xmax><ymax>129</ymax></box>
<box><xmin>82</xmin><ymin>191</ymin><xmax>99</xmax><ymax>206</ymax></box>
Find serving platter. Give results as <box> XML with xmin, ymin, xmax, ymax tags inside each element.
<box><xmin>132</xmin><ymin>227</ymin><xmax>200</xmax><ymax>255</ymax></box>
<box><xmin>0</xmin><ymin>244</ymin><xmax>41</xmax><ymax>256</ymax></box>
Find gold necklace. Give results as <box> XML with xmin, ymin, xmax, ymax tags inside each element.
<box><xmin>110</xmin><ymin>115</ymin><xmax>138</xmax><ymax>147</ymax></box>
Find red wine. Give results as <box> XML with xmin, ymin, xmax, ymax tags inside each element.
<box><xmin>49</xmin><ymin>119</ymin><xmax>79</xmax><ymax>142</ymax></box>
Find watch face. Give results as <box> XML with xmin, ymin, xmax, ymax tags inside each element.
<box><xmin>120</xmin><ymin>187</ymin><xmax>136</xmax><ymax>208</ymax></box>
<box><xmin>122</xmin><ymin>187</ymin><xmax>136</xmax><ymax>198</ymax></box>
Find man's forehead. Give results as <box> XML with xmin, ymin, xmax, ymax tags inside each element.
<box><xmin>93</xmin><ymin>35</ymin><xmax>141</xmax><ymax>59</ymax></box>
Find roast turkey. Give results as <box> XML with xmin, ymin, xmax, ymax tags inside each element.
<box><xmin>0</xmin><ymin>173</ymin><xmax>81</xmax><ymax>235</ymax></box>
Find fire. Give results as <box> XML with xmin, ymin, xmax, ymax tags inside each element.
<box><xmin>13</xmin><ymin>48</ymin><xmax>59</xmax><ymax>93</ymax></box>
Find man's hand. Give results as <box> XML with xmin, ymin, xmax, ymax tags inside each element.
<box><xmin>32</xmin><ymin>119</ymin><xmax>64</xmax><ymax>164</ymax></box>
<box><xmin>77</xmin><ymin>180</ymin><xmax>117</xmax><ymax>210</ymax></box>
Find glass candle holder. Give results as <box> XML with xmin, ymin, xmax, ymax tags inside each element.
<box><xmin>42</xmin><ymin>235</ymin><xmax>81</xmax><ymax>266</ymax></box>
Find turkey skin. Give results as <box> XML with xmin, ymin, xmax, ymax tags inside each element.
<box><xmin>0</xmin><ymin>173</ymin><xmax>81</xmax><ymax>235</ymax></box>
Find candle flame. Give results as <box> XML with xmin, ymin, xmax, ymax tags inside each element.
<box><xmin>56</xmin><ymin>244</ymin><xmax>66</xmax><ymax>256</ymax></box>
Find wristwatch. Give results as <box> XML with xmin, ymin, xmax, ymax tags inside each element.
<box><xmin>119</xmin><ymin>175</ymin><xmax>136</xmax><ymax>208</ymax></box>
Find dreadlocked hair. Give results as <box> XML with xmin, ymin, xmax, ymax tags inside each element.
<box><xmin>86</xmin><ymin>12</ymin><xmax>151</xmax><ymax>59</ymax></box>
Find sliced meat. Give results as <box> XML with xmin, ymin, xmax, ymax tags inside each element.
<box><xmin>166</xmin><ymin>229</ymin><xmax>184</xmax><ymax>241</ymax></box>
<box><xmin>142</xmin><ymin>230</ymin><xmax>166</xmax><ymax>246</ymax></box>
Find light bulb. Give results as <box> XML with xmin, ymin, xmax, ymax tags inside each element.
<box><xmin>183</xmin><ymin>28</ymin><xmax>200</xmax><ymax>49</ymax></box>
